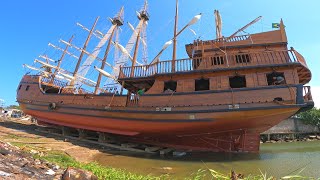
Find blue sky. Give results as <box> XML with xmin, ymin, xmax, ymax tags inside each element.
<box><xmin>0</xmin><ymin>0</ymin><xmax>319</xmax><ymax>107</ymax></box>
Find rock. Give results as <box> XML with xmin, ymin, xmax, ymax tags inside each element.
<box><xmin>316</xmin><ymin>136</ymin><xmax>320</xmax><ymax>140</ymax></box>
<box><xmin>161</xmin><ymin>167</ymin><xmax>172</xmax><ymax>170</ymax></box>
<box><xmin>34</xmin><ymin>159</ymin><xmax>41</xmax><ymax>165</ymax></box>
<box><xmin>309</xmin><ymin>135</ymin><xmax>316</xmax><ymax>139</ymax></box>
<box><xmin>0</xmin><ymin>149</ymin><xmax>10</xmax><ymax>156</ymax></box>
<box><xmin>62</xmin><ymin>167</ymin><xmax>98</xmax><ymax>180</ymax></box>
<box><xmin>173</xmin><ymin>151</ymin><xmax>186</xmax><ymax>157</ymax></box>
<box><xmin>53</xmin><ymin>165</ymin><xmax>60</xmax><ymax>170</ymax></box>
<box><xmin>0</xmin><ymin>170</ymin><xmax>12</xmax><ymax>177</ymax></box>
<box><xmin>45</xmin><ymin>169</ymin><xmax>55</xmax><ymax>175</ymax></box>
<box><xmin>30</xmin><ymin>149</ymin><xmax>39</xmax><ymax>154</ymax></box>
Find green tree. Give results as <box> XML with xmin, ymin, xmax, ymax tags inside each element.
<box><xmin>297</xmin><ymin>108</ymin><xmax>320</xmax><ymax>129</ymax></box>
<box><xmin>6</xmin><ymin>105</ymin><xmax>20</xmax><ymax>110</ymax></box>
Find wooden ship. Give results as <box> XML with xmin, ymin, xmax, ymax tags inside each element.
<box><xmin>17</xmin><ymin>1</ymin><xmax>314</xmax><ymax>153</ymax></box>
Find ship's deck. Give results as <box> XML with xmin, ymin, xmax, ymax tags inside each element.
<box><xmin>118</xmin><ymin>49</ymin><xmax>311</xmax><ymax>90</ymax></box>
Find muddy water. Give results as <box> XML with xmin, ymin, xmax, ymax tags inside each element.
<box><xmin>93</xmin><ymin>141</ymin><xmax>320</xmax><ymax>178</ymax></box>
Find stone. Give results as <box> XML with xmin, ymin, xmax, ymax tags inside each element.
<box><xmin>62</xmin><ymin>167</ymin><xmax>98</xmax><ymax>180</ymax></box>
<box><xmin>159</xmin><ymin>148</ymin><xmax>174</xmax><ymax>155</ymax></box>
<box><xmin>309</xmin><ymin>135</ymin><xmax>316</xmax><ymax>139</ymax></box>
<box><xmin>173</xmin><ymin>151</ymin><xmax>186</xmax><ymax>157</ymax></box>
<box><xmin>0</xmin><ymin>170</ymin><xmax>12</xmax><ymax>177</ymax></box>
<box><xmin>53</xmin><ymin>165</ymin><xmax>60</xmax><ymax>170</ymax></box>
<box><xmin>45</xmin><ymin>169</ymin><xmax>55</xmax><ymax>175</ymax></box>
<box><xmin>0</xmin><ymin>149</ymin><xmax>10</xmax><ymax>156</ymax></box>
<box><xmin>161</xmin><ymin>167</ymin><xmax>172</xmax><ymax>170</ymax></box>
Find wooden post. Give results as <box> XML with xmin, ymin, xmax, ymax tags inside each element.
<box><xmin>120</xmin><ymin>81</ymin><xmax>125</xmax><ymax>95</ymax></box>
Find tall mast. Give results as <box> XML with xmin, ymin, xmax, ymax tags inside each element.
<box><xmin>130</xmin><ymin>31</ymin><xmax>141</xmax><ymax>77</ymax></box>
<box><xmin>52</xmin><ymin>35</ymin><xmax>74</xmax><ymax>79</ymax></box>
<box><xmin>214</xmin><ymin>10</ymin><xmax>222</xmax><ymax>39</ymax></box>
<box><xmin>94</xmin><ymin>8</ymin><xmax>124</xmax><ymax>94</ymax></box>
<box><xmin>172</xmin><ymin>0</ymin><xmax>178</xmax><ymax>72</ymax></box>
<box><xmin>71</xmin><ymin>17</ymin><xmax>99</xmax><ymax>85</ymax></box>
<box><xmin>130</xmin><ymin>1</ymin><xmax>149</xmax><ymax>77</ymax></box>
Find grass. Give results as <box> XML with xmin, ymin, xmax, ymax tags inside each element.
<box><xmin>7</xmin><ymin>143</ymin><xmax>319</xmax><ymax>180</ymax></box>
<box><xmin>33</xmin><ymin>150</ymin><xmax>166</xmax><ymax>180</ymax></box>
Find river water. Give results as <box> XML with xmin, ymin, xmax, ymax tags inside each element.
<box><xmin>93</xmin><ymin>141</ymin><xmax>320</xmax><ymax>179</ymax></box>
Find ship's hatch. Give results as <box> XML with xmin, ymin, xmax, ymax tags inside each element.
<box><xmin>119</xmin><ymin>79</ymin><xmax>155</xmax><ymax>92</ymax></box>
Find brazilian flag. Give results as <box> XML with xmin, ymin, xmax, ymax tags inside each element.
<box><xmin>272</xmin><ymin>23</ymin><xmax>280</xmax><ymax>28</ymax></box>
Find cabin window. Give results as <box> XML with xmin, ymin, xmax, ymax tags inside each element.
<box><xmin>211</xmin><ymin>56</ymin><xmax>224</xmax><ymax>65</ymax></box>
<box><xmin>195</xmin><ymin>78</ymin><xmax>209</xmax><ymax>91</ymax></box>
<box><xmin>229</xmin><ymin>75</ymin><xmax>246</xmax><ymax>88</ymax></box>
<box><xmin>25</xmin><ymin>85</ymin><xmax>30</xmax><ymax>91</ymax></box>
<box><xmin>266</xmin><ymin>72</ymin><xmax>286</xmax><ymax>85</ymax></box>
<box><xmin>235</xmin><ymin>54</ymin><xmax>250</xmax><ymax>63</ymax></box>
<box><xmin>18</xmin><ymin>85</ymin><xmax>22</xmax><ymax>91</ymax></box>
<box><xmin>164</xmin><ymin>81</ymin><xmax>177</xmax><ymax>92</ymax></box>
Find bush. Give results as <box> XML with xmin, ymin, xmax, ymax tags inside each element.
<box><xmin>297</xmin><ymin>108</ymin><xmax>320</xmax><ymax>129</ymax></box>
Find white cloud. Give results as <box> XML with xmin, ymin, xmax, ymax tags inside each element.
<box><xmin>311</xmin><ymin>86</ymin><xmax>320</xmax><ymax>108</ymax></box>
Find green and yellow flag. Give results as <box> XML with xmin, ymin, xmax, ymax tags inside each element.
<box><xmin>272</xmin><ymin>23</ymin><xmax>280</xmax><ymax>28</ymax></box>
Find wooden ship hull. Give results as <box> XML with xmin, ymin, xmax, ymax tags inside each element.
<box><xmin>17</xmin><ymin>73</ymin><xmax>313</xmax><ymax>152</ymax></box>
<box><xmin>17</xmin><ymin>1</ymin><xmax>314</xmax><ymax>153</ymax></box>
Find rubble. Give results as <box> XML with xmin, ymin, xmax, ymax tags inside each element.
<box><xmin>0</xmin><ymin>141</ymin><xmax>96</xmax><ymax>180</ymax></box>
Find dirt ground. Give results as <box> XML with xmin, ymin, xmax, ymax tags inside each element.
<box><xmin>0</xmin><ymin>118</ymin><xmax>103</xmax><ymax>164</ymax></box>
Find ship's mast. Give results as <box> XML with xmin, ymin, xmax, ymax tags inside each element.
<box><xmin>130</xmin><ymin>1</ymin><xmax>149</xmax><ymax>77</ymax></box>
<box><xmin>94</xmin><ymin>7</ymin><xmax>124</xmax><ymax>94</ymax></box>
<box><xmin>52</xmin><ymin>35</ymin><xmax>74</xmax><ymax>81</ymax></box>
<box><xmin>172</xmin><ymin>0</ymin><xmax>179</xmax><ymax>72</ymax></box>
<box><xmin>71</xmin><ymin>17</ymin><xmax>100</xmax><ymax>86</ymax></box>
<box><xmin>214</xmin><ymin>10</ymin><xmax>222</xmax><ymax>39</ymax></box>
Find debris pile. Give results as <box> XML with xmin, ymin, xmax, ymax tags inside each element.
<box><xmin>0</xmin><ymin>141</ymin><xmax>97</xmax><ymax>180</ymax></box>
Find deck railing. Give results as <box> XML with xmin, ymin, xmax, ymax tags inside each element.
<box><xmin>303</xmin><ymin>86</ymin><xmax>313</xmax><ymax>101</ymax></box>
<box><xmin>202</xmin><ymin>34</ymin><xmax>250</xmax><ymax>45</ymax></box>
<box><xmin>119</xmin><ymin>50</ymin><xmax>304</xmax><ymax>79</ymax></box>
<box><xmin>41</xmin><ymin>77</ymin><xmax>67</xmax><ymax>87</ymax></box>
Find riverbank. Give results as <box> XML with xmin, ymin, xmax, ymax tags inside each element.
<box><xmin>261</xmin><ymin>133</ymin><xmax>320</xmax><ymax>144</ymax></box>
<box><xmin>0</xmin><ymin>118</ymin><xmax>319</xmax><ymax>179</ymax></box>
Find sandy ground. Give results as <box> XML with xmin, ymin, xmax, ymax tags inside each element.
<box><xmin>0</xmin><ymin>118</ymin><xmax>110</xmax><ymax>163</ymax></box>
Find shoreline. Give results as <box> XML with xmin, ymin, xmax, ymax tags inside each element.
<box><xmin>0</xmin><ymin>117</ymin><xmax>319</xmax><ymax>179</ymax></box>
<box><xmin>260</xmin><ymin>133</ymin><xmax>320</xmax><ymax>144</ymax></box>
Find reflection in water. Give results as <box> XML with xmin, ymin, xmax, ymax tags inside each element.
<box><xmin>93</xmin><ymin>141</ymin><xmax>320</xmax><ymax>178</ymax></box>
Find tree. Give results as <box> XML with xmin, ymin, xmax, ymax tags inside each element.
<box><xmin>6</xmin><ymin>105</ymin><xmax>21</xmax><ymax>110</ymax></box>
<box><xmin>297</xmin><ymin>108</ymin><xmax>320</xmax><ymax>129</ymax></box>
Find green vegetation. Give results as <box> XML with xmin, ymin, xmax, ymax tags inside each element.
<box><xmin>9</xmin><ymin>143</ymin><xmax>317</xmax><ymax>180</ymax></box>
<box><xmin>34</xmin><ymin>150</ymin><xmax>165</xmax><ymax>180</ymax></box>
<box><xmin>297</xmin><ymin>108</ymin><xmax>320</xmax><ymax>129</ymax></box>
<box><xmin>6</xmin><ymin>104</ymin><xmax>20</xmax><ymax>110</ymax></box>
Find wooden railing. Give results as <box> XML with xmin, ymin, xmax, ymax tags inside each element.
<box><xmin>119</xmin><ymin>50</ymin><xmax>304</xmax><ymax>79</ymax></box>
<box><xmin>126</xmin><ymin>93</ymin><xmax>139</xmax><ymax>106</ymax></box>
<box><xmin>303</xmin><ymin>86</ymin><xmax>313</xmax><ymax>101</ymax></box>
<box><xmin>41</xmin><ymin>77</ymin><xmax>67</xmax><ymax>87</ymax></box>
<box><xmin>202</xmin><ymin>34</ymin><xmax>250</xmax><ymax>45</ymax></box>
